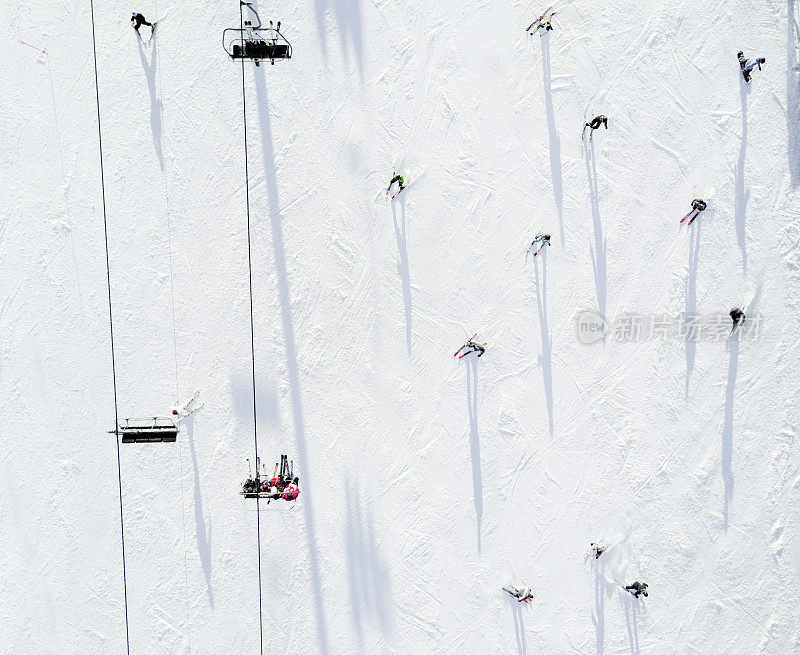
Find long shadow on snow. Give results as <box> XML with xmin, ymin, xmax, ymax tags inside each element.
<box><xmin>789</xmin><ymin>0</ymin><xmax>800</xmax><ymax>188</ymax></box>
<box><xmin>534</xmin><ymin>253</ymin><xmax>553</xmax><ymax>437</ymax></box>
<box><xmin>392</xmin><ymin>193</ymin><xmax>412</xmax><ymax>355</ymax></box>
<box><xmin>253</xmin><ymin>71</ymin><xmax>330</xmax><ymax>654</ymax></box>
<box><xmin>137</xmin><ymin>35</ymin><xmax>163</xmax><ymax>170</ymax></box>
<box><xmin>313</xmin><ymin>0</ymin><xmax>364</xmax><ymax>80</ymax></box>
<box><xmin>466</xmin><ymin>355</ymin><xmax>482</xmax><ymax>554</ymax></box>
<box><xmin>584</xmin><ymin>139</ymin><xmax>606</xmax><ymax>320</ymax></box>
<box><xmin>344</xmin><ymin>481</ymin><xmax>392</xmax><ymax>646</ymax></box>
<box><xmin>621</xmin><ymin>591</ymin><xmax>642</xmax><ymax>655</ymax></box>
<box><xmin>186</xmin><ymin>417</ymin><xmax>214</xmax><ymax>607</ymax></box>
<box><xmin>593</xmin><ymin>560</ymin><xmax>614</xmax><ymax>655</ymax></box>
<box><xmin>541</xmin><ymin>32</ymin><xmax>564</xmax><ymax>245</ymax></box>
<box><xmin>735</xmin><ymin>78</ymin><xmax>748</xmax><ymax>273</ymax></box>
<box><xmin>685</xmin><ymin>220</ymin><xmax>701</xmax><ymax>400</ymax></box>
<box><xmin>509</xmin><ymin>598</ymin><xmax>527</xmax><ymax>655</ymax></box>
<box><xmin>722</xmin><ymin>329</ymin><xmax>739</xmax><ymax>531</ymax></box>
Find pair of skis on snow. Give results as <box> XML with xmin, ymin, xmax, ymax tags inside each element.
<box><xmin>502</xmin><ymin>587</ymin><xmax>533</xmax><ymax>603</ymax></box>
<box><xmin>679</xmin><ymin>204</ymin><xmax>707</xmax><ymax>226</ymax></box>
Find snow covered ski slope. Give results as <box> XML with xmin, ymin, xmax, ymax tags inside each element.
<box><xmin>3</xmin><ymin>0</ymin><xmax>800</xmax><ymax>652</ymax></box>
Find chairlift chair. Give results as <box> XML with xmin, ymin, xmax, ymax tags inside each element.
<box><xmin>111</xmin><ymin>417</ymin><xmax>178</xmax><ymax>443</ymax></box>
<box><xmin>223</xmin><ymin>2</ymin><xmax>292</xmax><ymax>66</ymax></box>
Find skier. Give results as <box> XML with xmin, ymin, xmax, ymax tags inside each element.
<box><xmin>388</xmin><ymin>173</ymin><xmax>405</xmax><ymax>197</ymax></box>
<box><xmin>527</xmin><ymin>233</ymin><xmax>551</xmax><ymax>256</ymax></box>
<box><xmin>585</xmin><ymin>115</ymin><xmax>608</xmax><ymax>132</ymax></box>
<box><xmin>681</xmin><ymin>198</ymin><xmax>708</xmax><ymax>225</ymax></box>
<box><xmin>464</xmin><ymin>339</ymin><xmax>486</xmax><ymax>358</ymax></box>
<box><xmin>505</xmin><ymin>585</ymin><xmax>534</xmax><ymax>603</ymax></box>
<box><xmin>738</xmin><ymin>52</ymin><xmax>765</xmax><ymax>83</ymax></box>
<box><xmin>590</xmin><ymin>543</ymin><xmax>604</xmax><ymax>559</ymax></box>
<box><xmin>624</xmin><ymin>581</ymin><xmax>648</xmax><ymax>598</ymax></box>
<box><xmin>730</xmin><ymin>307</ymin><xmax>746</xmax><ymax>331</ymax></box>
<box><xmin>131</xmin><ymin>12</ymin><xmax>153</xmax><ymax>33</ymax></box>
<box><xmin>267</xmin><ymin>477</ymin><xmax>300</xmax><ymax>501</ymax></box>
<box><xmin>536</xmin><ymin>12</ymin><xmax>554</xmax><ymax>32</ymax></box>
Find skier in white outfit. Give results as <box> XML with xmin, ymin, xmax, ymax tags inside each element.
<box><xmin>506</xmin><ymin>585</ymin><xmax>534</xmax><ymax>603</ymax></box>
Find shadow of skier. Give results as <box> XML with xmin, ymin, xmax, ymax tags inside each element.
<box><xmin>137</xmin><ymin>34</ymin><xmax>163</xmax><ymax>170</ymax></box>
<box><xmin>735</xmin><ymin>78</ymin><xmax>749</xmax><ymax>273</ymax></box>
<box><xmin>685</xmin><ymin>220</ymin><xmax>701</xmax><ymax>400</ymax></box>
<box><xmin>584</xmin><ymin>138</ymin><xmax>606</xmax><ymax>321</ymax></box>
<box><xmin>541</xmin><ymin>32</ymin><xmax>564</xmax><ymax>245</ymax></box>
<box><xmin>186</xmin><ymin>416</ymin><xmax>213</xmax><ymax>607</ymax></box>
<box><xmin>534</xmin><ymin>251</ymin><xmax>553</xmax><ymax>437</ymax></box>
<box><xmin>392</xmin><ymin>193</ymin><xmax>412</xmax><ymax>355</ymax></box>
<box><xmin>466</xmin><ymin>354</ymin><xmax>482</xmax><ymax>554</ymax></box>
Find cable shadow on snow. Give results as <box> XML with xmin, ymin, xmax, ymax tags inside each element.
<box><xmin>540</xmin><ymin>32</ymin><xmax>564</xmax><ymax>245</ymax></box>
<box><xmin>788</xmin><ymin>0</ymin><xmax>800</xmax><ymax>188</ymax></box>
<box><xmin>534</xmin><ymin>253</ymin><xmax>553</xmax><ymax>437</ymax></box>
<box><xmin>344</xmin><ymin>482</ymin><xmax>392</xmax><ymax>646</ymax></box>
<box><xmin>252</xmin><ymin>70</ymin><xmax>330</xmax><ymax>654</ymax></box>
<box><xmin>313</xmin><ymin>0</ymin><xmax>364</xmax><ymax>80</ymax></box>
<box><xmin>137</xmin><ymin>35</ymin><xmax>163</xmax><ymax>170</ymax></box>
<box><xmin>391</xmin><ymin>193</ymin><xmax>412</xmax><ymax>355</ymax></box>
<box><xmin>584</xmin><ymin>138</ymin><xmax>606</xmax><ymax>320</ymax></box>
<box><xmin>466</xmin><ymin>355</ymin><xmax>482</xmax><ymax>554</ymax></box>
<box><xmin>186</xmin><ymin>417</ymin><xmax>214</xmax><ymax>607</ymax></box>
<box><xmin>685</xmin><ymin>220</ymin><xmax>701</xmax><ymax>400</ymax></box>
<box><xmin>722</xmin><ymin>334</ymin><xmax>739</xmax><ymax>531</ymax></box>
<box><xmin>735</xmin><ymin>78</ymin><xmax>749</xmax><ymax>273</ymax></box>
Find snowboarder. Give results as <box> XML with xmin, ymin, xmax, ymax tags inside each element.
<box><xmin>505</xmin><ymin>585</ymin><xmax>534</xmax><ymax>603</ymax></box>
<box><xmin>388</xmin><ymin>173</ymin><xmax>405</xmax><ymax>198</ymax></box>
<box><xmin>738</xmin><ymin>52</ymin><xmax>765</xmax><ymax>83</ymax></box>
<box><xmin>681</xmin><ymin>198</ymin><xmax>708</xmax><ymax>225</ymax></box>
<box><xmin>624</xmin><ymin>581</ymin><xmax>648</xmax><ymax>598</ymax></box>
<box><xmin>527</xmin><ymin>233</ymin><xmax>551</xmax><ymax>256</ymax></box>
<box><xmin>131</xmin><ymin>12</ymin><xmax>153</xmax><ymax>33</ymax></box>
<box><xmin>590</xmin><ymin>543</ymin><xmax>604</xmax><ymax>559</ymax></box>
<box><xmin>730</xmin><ymin>307</ymin><xmax>746</xmax><ymax>331</ymax></box>
<box><xmin>585</xmin><ymin>115</ymin><xmax>608</xmax><ymax>132</ymax></box>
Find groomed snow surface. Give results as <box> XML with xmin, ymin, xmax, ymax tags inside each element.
<box><xmin>4</xmin><ymin>0</ymin><xmax>800</xmax><ymax>653</ymax></box>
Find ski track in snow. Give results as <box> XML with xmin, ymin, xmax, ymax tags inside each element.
<box><xmin>3</xmin><ymin>0</ymin><xmax>800</xmax><ymax>653</ymax></box>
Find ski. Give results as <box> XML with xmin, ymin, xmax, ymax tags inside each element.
<box><xmin>532</xmin><ymin>242</ymin><xmax>548</xmax><ymax>257</ymax></box>
<box><xmin>391</xmin><ymin>186</ymin><xmax>405</xmax><ymax>199</ymax></box>
<box><xmin>386</xmin><ymin>170</ymin><xmax>395</xmax><ymax>197</ymax></box>
<box><xmin>454</xmin><ymin>333</ymin><xmax>477</xmax><ymax>357</ymax></box>
<box><xmin>679</xmin><ymin>210</ymin><xmax>693</xmax><ymax>224</ymax></box>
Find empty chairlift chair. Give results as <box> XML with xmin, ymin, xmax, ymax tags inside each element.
<box><xmin>112</xmin><ymin>417</ymin><xmax>178</xmax><ymax>443</ymax></box>
<box><xmin>223</xmin><ymin>2</ymin><xmax>292</xmax><ymax>66</ymax></box>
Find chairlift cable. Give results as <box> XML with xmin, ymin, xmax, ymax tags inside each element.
<box><xmin>237</xmin><ymin>2</ymin><xmax>265</xmax><ymax>653</ymax></box>
<box><xmin>88</xmin><ymin>0</ymin><xmax>130</xmax><ymax>651</ymax></box>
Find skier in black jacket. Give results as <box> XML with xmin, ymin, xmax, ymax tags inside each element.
<box><xmin>730</xmin><ymin>307</ymin><xmax>745</xmax><ymax>330</ymax></box>
<box><xmin>624</xmin><ymin>581</ymin><xmax>648</xmax><ymax>598</ymax></box>
<box><xmin>131</xmin><ymin>12</ymin><xmax>153</xmax><ymax>33</ymax></box>
<box><xmin>586</xmin><ymin>115</ymin><xmax>608</xmax><ymax>131</ymax></box>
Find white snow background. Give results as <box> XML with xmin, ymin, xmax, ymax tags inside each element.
<box><xmin>3</xmin><ymin>0</ymin><xmax>800</xmax><ymax>652</ymax></box>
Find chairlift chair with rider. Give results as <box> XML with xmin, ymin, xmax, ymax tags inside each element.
<box><xmin>223</xmin><ymin>2</ymin><xmax>292</xmax><ymax>66</ymax></box>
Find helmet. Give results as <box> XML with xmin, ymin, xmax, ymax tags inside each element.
<box><xmin>737</xmin><ymin>51</ymin><xmax>743</xmax><ymax>57</ymax></box>
<box><xmin>760</xmin><ymin>57</ymin><xmax>765</xmax><ymax>63</ymax></box>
